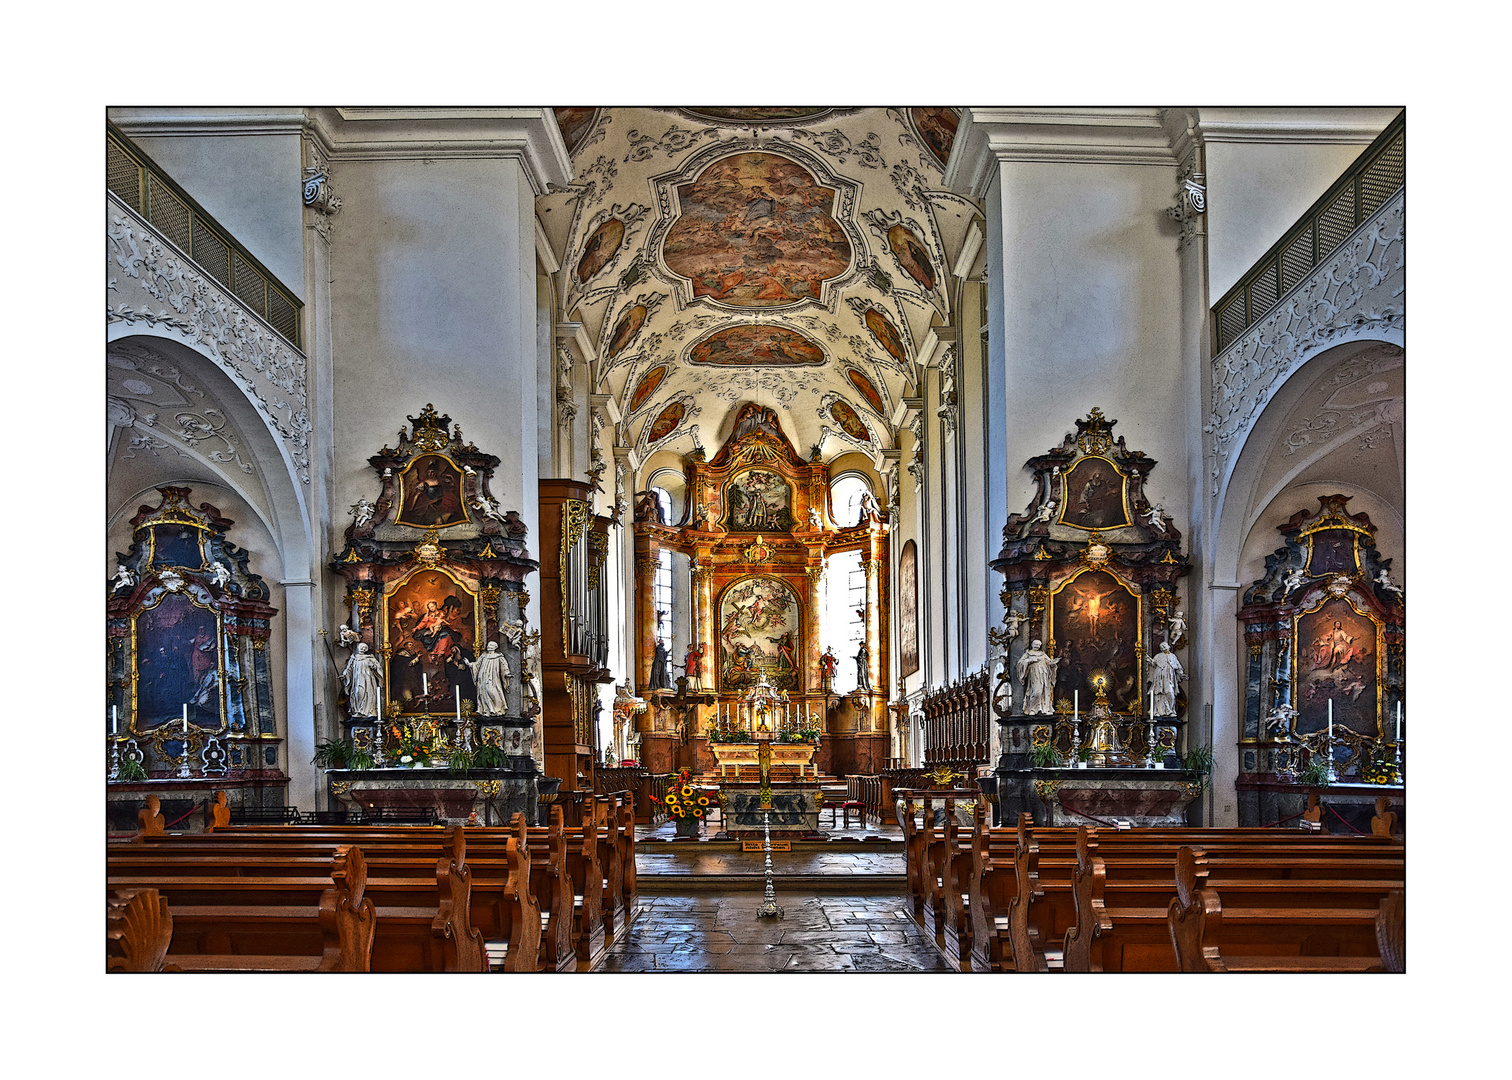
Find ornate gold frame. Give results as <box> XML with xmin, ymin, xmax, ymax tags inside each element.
<box><xmin>1290</xmin><ymin>588</ymin><xmax>1386</xmax><ymax>739</ymax></box>
<box><xmin>393</xmin><ymin>451</ymin><xmax>471</xmax><ymax>530</ymax></box>
<box><xmin>380</xmin><ymin>564</ymin><xmax>484</xmax><ymax>717</ymax></box>
<box><xmin>142</xmin><ymin>517</ymin><xmax>211</xmax><ymax>571</ymax></box>
<box><xmin>1055</xmin><ymin>454</ymin><xmax>1133</xmax><ymax>531</ymax></box>
<box><xmin>722</xmin><ymin>467</ymin><xmax>795</xmax><ymax>532</ymax></box>
<box><xmin>715</xmin><ymin>573</ymin><xmax>804</xmax><ymax>692</ymax></box>
<box><xmin>1046</xmin><ymin>564</ymin><xmax>1143</xmax><ymax>714</ymax></box>
<box><xmin>128</xmin><ymin>589</ymin><xmax>227</xmax><ymax>736</ymax></box>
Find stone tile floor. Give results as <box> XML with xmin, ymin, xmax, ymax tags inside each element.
<box><xmin>599</xmin><ymin>892</ymin><xmax>950</xmax><ymax>973</ymax></box>
<box><xmin>636</xmin><ymin>845</ymin><xmax>905</xmax><ymax>876</ymax></box>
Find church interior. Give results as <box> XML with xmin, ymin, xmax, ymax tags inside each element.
<box><xmin>104</xmin><ymin>102</ymin><xmax>1413</xmax><ymax>983</ymax></box>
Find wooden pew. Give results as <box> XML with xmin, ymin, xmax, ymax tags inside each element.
<box><xmin>1167</xmin><ymin>847</ymin><xmax>1386</xmax><ymax>972</ymax></box>
<box><xmin>106</xmin><ymin>845</ymin><xmax>376</xmax><ymax>972</ymax></box>
<box><xmin>107</xmin><ymin>888</ymin><xmax>176</xmax><ymax>972</ymax></box>
<box><xmin>114</xmin><ymin>826</ymin><xmax>485</xmax><ymax>972</ymax></box>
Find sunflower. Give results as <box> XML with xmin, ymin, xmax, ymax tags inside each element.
<box><xmin>672</xmin><ymin>806</ymin><xmax>685</xmax><ymax>818</ymax></box>
<box><xmin>681</xmin><ymin>785</ymin><xmax>694</xmax><ymax>798</ymax></box>
<box><xmin>697</xmin><ymin>796</ymin><xmax>709</xmax><ymax>806</ymax></box>
<box><xmin>692</xmin><ymin>808</ymin><xmax>704</xmax><ymax>818</ymax></box>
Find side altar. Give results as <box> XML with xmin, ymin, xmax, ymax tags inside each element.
<box><xmin>990</xmin><ymin>410</ymin><xmax>1199</xmax><ymax>827</ymax></box>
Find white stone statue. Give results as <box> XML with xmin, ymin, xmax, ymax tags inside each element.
<box><xmin>809</xmin><ymin>505</ymin><xmax>824</xmax><ymax>530</ymax></box>
<box><xmin>1015</xmin><ymin>639</ymin><xmax>1063</xmax><ymax>716</ymax></box>
<box><xmin>1281</xmin><ymin>567</ymin><xmax>1306</xmax><ymax>594</ymax></box>
<box><xmin>1166</xmin><ymin>609</ymin><xmax>1187</xmax><ymax>644</ymax></box>
<box><xmin>209</xmin><ymin>561</ymin><xmax>232</xmax><ymax>589</ymax></box>
<box><xmin>1375</xmin><ymin>568</ymin><xmax>1404</xmax><ymax>599</ymax></box>
<box><xmin>1144</xmin><ymin>503</ymin><xmax>1165</xmax><ymax>531</ymax></box>
<box><xmin>112</xmin><ymin>563</ymin><xmax>135</xmax><ymax>592</ymax></box>
<box><xmin>342</xmin><ymin>642</ymin><xmax>384</xmax><ymax>718</ymax></box>
<box><xmin>337</xmin><ymin>625</ymin><xmax>361</xmax><ymax>649</ymax></box>
<box><xmin>1005</xmin><ymin>611</ymin><xmax>1028</xmax><ymax>641</ymax></box>
<box><xmin>1148</xmin><ymin>641</ymin><xmax>1186</xmax><ymax>718</ymax></box>
<box><xmin>350</xmin><ymin>499</ymin><xmax>376</xmax><ymax>527</ymax></box>
<box><xmin>1263</xmin><ymin>704</ymin><xmax>1299</xmax><ymax>741</ymax></box>
<box><xmin>467</xmin><ymin>640</ymin><xmax>511</xmax><ymax>717</ymax></box>
<box><xmin>1032</xmin><ymin>500</ymin><xmax>1057</xmax><ymax>524</ymax></box>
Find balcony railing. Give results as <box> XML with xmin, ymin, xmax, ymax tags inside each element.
<box><xmin>107</xmin><ymin>121</ymin><xmax>302</xmax><ymax>349</ymax></box>
<box><xmin>1212</xmin><ymin>111</ymin><xmax>1404</xmax><ymax>353</ymax></box>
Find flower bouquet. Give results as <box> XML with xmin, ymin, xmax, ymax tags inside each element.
<box><xmin>652</xmin><ymin>767</ymin><xmax>714</xmax><ymax>835</ymax></box>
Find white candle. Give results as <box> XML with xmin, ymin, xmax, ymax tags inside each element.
<box><xmin>182</xmin><ymin>703</ymin><xmax>189</xmax><ymax>732</ymax></box>
<box><xmin>422</xmin><ymin>673</ymin><xmax>429</xmax><ymax>697</ymax></box>
<box><xmin>1150</xmin><ymin>687</ymin><xmax>1156</xmax><ymax>718</ymax></box>
<box><xmin>112</xmin><ymin>705</ymin><xmax>118</xmax><ymax>734</ymax></box>
<box><xmin>1074</xmin><ymin>690</ymin><xmax>1078</xmax><ymax>722</ymax></box>
<box><xmin>455</xmin><ymin>685</ymin><xmax>462</xmax><ymax>722</ymax></box>
<box><xmin>1396</xmin><ymin>701</ymin><xmax>1402</xmax><ymax>743</ymax></box>
<box><xmin>1327</xmin><ymin>699</ymin><xmax>1333</xmax><ymax>738</ymax></box>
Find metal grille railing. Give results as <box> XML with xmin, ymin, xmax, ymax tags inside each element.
<box><xmin>107</xmin><ymin>122</ymin><xmax>303</xmax><ymax>350</ymax></box>
<box><xmin>1212</xmin><ymin>111</ymin><xmax>1404</xmax><ymax>353</ymax></box>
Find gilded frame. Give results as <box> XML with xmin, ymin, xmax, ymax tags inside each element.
<box><xmin>393</xmin><ymin>451</ymin><xmax>470</xmax><ymax>530</ymax></box>
<box><xmin>1046</xmin><ymin>564</ymin><xmax>1143</xmax><ymax>714</ymax></box>
<box><xmin>129</xmin><ymin>588</ymin><xmax>227</xmax><ymax>736</ymax></box>
<box><xmin>381</xmin><ymin>564</ymin><xmax>484</xmax><ymax>718</ymax></box>
<box><xmin>1055</xmin><ymin>455</ymin><xmax>1133</xmax><ymax>531</ymax></box>
<box><xmin>142</xmin><ymin>517</ymin><xmax>211</xmax><ymax>571</ymax></box>
<box><xmin>1290</xmin><ymin>588</ymin><xmax>1385</xmax><ymax>739</ymax></box>
<box><xmin>716</xmin><ymin>573</ymin><xmax>804</xmax><ymax>693</ymax></box>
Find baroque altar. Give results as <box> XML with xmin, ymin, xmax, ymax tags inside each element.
<box><xmin>989</xmin><ymin>409</ymin><xmax>1198</xmax><ymax>827</ymax></box>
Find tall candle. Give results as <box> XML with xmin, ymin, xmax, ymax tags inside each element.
<box><xmin>455</xmin><ymin>685</ymin><xmax>462</xmax><ymax>722</ymax></box>
<box><xmin>1327</xmin><ymin>699</ymin><xmax>1333</xmax><ymax>738</ymax></box>
<box><xmin>1396</xmin><ymin>701</ymin><xmax>1402</xmax><ymax>743</ymax></box>
<box><xmin>182</xmin><ymin>703</ymin><xmax>189</xmax><ymax>732</ymax></box>
<box><xmin>422</xmin><ymin>673</ymin><xmax>429</xmax><ymax>697</ymax></box>
<box><xmin>1074</xmin><ymin>690</ymin><xmax>1078</xmax><ymax>722</ymax></box>
<box><xmin>111</xmin><ymin>705</ymin><xmax>118</xmax><ymax>734</ymax></box>
<box><xmin>1150</xmin><ymin>688</ymin><xmax>1156</xmax><ymax>718</ymax></box>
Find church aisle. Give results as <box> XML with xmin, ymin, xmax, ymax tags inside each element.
<box><xmin>601</xmin><ymin>892</ymin><xmax>950</xmax><ymax>973</ymax></box>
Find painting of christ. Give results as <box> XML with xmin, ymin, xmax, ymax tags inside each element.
<box><xmin>1050</xmin><ymin>569</ymin><xmax>1141</xmax><ymax>714</ymax></box>
<box><xmin>718</xmin><ymin>575</ymin><xmax>801</xmax><ymax>691</ymax></box>
<box><xmin>1058</xmin><ymin>457</ymin><xmax>1130</xmax><ymax>530</ymax></box>
<box><xmin>1295</xmin><ymin>597</ymin><xmax>1379</xmax><ymax>737</ymax></box>
<box><xmin>135</xmin><ymin>592</ymin><xmax>222</xmax><ymax>729</ymax></box>
<box><xmin>395</xmin><ymin>453</ymin><xmax>467</xmax><ymax>529</ymax></box>
<box><xmin>385</xmin><ymin>570</ymin><xmax>480</xmax><ymax>715</ymax></box>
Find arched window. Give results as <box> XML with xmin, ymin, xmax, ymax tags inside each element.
<box><xmin>830</xmin><ymin>473</ymin><xmax>874</xmax><ymax>529</ymax></box>
<box><xmin>821</xmin><ymin>548</ymin><xmax>866</xmax><ymax>693</ymax></box>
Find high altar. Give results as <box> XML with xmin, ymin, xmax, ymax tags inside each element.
<box><xmin>632</xmin><ymin>402</ymin><xmax>890</xmax><ymax>780</ymax></box>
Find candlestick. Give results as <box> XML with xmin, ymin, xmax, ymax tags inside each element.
<box><xmin>182</xmin><ymin>704</ymin><xmax>189</xmax><ymax>733</ymax></box>
<box><xmin>1074</xmin><ymin>690</ymin><xmax>1078</xmax><ymax>723</ymax></box>
<box><xmin>423</xmin><ymin>673</ymin><xmax>429</xmax><ymax>697</ymax></box>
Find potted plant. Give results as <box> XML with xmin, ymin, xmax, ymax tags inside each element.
<box><xmin>1029</xmin><ymin>742</ymin><xmax>1061</xmax><ymax>769</ymax></box>
<box><xmin>312</xmin><ymin>739</ymin><xmax>351</xmax><ymax>769</ymax></box>
<box><xmin>472</xmin><ymin>743</ymin><xmax>509</xmax><ymax>769</ymax></box>
<box><xmin>653</xmin><ymin>767</ymin><xmax>713</xmax><ymax>837</ymax></box>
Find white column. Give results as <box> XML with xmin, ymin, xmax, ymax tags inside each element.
<box><xmin>281</xmin><ymin>579</ymin><xmax>318</xmax><ymax>812</ymax></box>
<box><xmin>1205</xmin><ymin>583</ymin><xmax>1243</xmax><ymax>825</ymax></box>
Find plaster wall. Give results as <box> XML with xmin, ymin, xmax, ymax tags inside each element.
<box><xmin>116</xmin><ymin>124</ymin><xmax>308</xmax><ymax>301</ymax></box>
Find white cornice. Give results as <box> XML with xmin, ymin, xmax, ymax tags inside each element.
<box><xmin>951</xmin><ymin>219</ymin><xmax>985</xmax><ymax>281</ymax></box>
<box><xmin>946</xmin><ymin>108</ymin><xmax>1177</xmax><ymax>196</ymax></box>
<box><xmin>535</xmin><ymin>215</ymin><xmax>561</xmax><ymax>275</ymax></box>
<box><xmin>1193</xmin><ymin>107</ymin><xmax>1401</xmax><ymax>144</ymax></box>
<box><xmin>108</xmin><ymin>107</ymin><xmax>310</xmax><ymax>137</ymax></box>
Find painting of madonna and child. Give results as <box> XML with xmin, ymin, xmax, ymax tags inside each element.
<box><xmin>719</xmin><ymin>576</ymin><xmax>802</xmax><ymax>692</ymax></box>
<box><xmin>1295</xmin><ymin>597</ymin><xmax>1380</xmax><ymax>736</ymax></box>
<box><xmin>385</xmin><ymin>571</ymin><xmax>481</xmax><ymax>715</ymax></box>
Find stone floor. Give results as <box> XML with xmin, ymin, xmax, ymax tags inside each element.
<box><xmin>636</xmin><ymin>844</ymin><xmax>905</xmax><ymax>878</ymax></box>
<box><xmin>599</xmin><ymin>891</ymin><xmax>950</xmax><ymax>973</ymax></box>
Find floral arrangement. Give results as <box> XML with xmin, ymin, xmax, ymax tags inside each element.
<box><xmin>652</xmin><ymin>767</ymin><xmax>713</xmax><ymax>821</ymax></box>
<box><xmin>388</xmin><ymin>719</ymin><xmax>444</xmax><ymax>768</ymax></box>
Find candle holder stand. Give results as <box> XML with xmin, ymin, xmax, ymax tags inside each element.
<box><xmin>109</xmin><ymin>737</ymin><xmax>121</xmax><ymax>782</ymax></box>
<box><xmin>373</xmin><ymin>721</ymin><xmax>386</xmax><ymax>767</ymax></box>
<box><xmin>1324</xmin><ymin>735</ymin><xmax>1338</xmax><ymax>784</ymax></box>
<box><xmin>1145</xmin><ymin>720</ymin><xmax>1160</xmax><ymax>768</ymax></box>
<box><xmin>1069</xmin><ymin>720</ymin><xmax>1082</xmax><ymax>768</ymax></box>
<box><xmin>176</xmin><ymin>736</ymin><xmax>194</xmax><ymax>779</ymax></box>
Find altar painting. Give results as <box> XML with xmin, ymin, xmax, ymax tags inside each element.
<box><xmin>148</xmin><ymin>523</ymin><xmax>207</xmax><ymax>569</ymax></box>
<box><xmin>1058</xmin><ymin>456</ymin><xmax>1131</xmax><ymax>531</ymax></box>
<box><xmin>135</xmin><ymin>592</ymin><xmax>222</xmax><ymax>729</ymax></box>
<box><xmin>899</xmin><ymin>540</ymin><xmax>919</xmax><ymax>677</ymax></box>
<box><xmin>1294</xmin><ymin>596</ymin><xmax>1380</xmax><ymax>736</ymax></box>
<box><xmin>395</xmin><ymin>453</ymin><xmax>467</xmax><ymax>529</ymax></box>
<box><xmin>1306</xmin><ymin>529</ymin><xmax>1360</xmax><ymax>576</ymax></box>
<box><xmin>385</xmin><ymin>569</ymin><xmax>480</xmax><ymax>715</ymax></box>
<box><xmin>722</xmin><ymin>469</ymin><xmax>796</xmax><ymax>532</ymax></box>
<box><xmin>1050</xmin><ymin>569</ymin><xmax>1141</xmax><ymax>713</ymax></box>
<box><xmin>719</xmin><ymin>576</ymin><xmax>801</xmax><ymax>692</ymax></box>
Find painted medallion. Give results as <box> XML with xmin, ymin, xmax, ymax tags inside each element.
<box><xmin>688</xmin><ymin>325</ymin><xmax>823</xmax><ymax>366</ymax></box>
<box><xmin>628</xmin><ymin>366</ymin><xmax>669</xmax><ymax>414</ymax></box>
<box><xmin>830</xmin><ymin>400</ymin><xmax>870</xmax><ymax>442</ymax></box>
<box><xmin>847</xmin><ymin>369</ymin><xmax>886</xmax><ymax>415</ymax></box>
<box><xmin>911</xmin><ymin>107</ymin><xmax>960</xmax><ymax>168</ymax></box>
<box><xmin>864</xmin><ymin>307</ymin><xmax>907</xmax><ymax>365</ymax></box>
<box><xmin>606</xmin><ymin>304</ymin><xmax>648</xmax><ymax>360</ymax></box>
<box><xmin>552</xmin><ymin>107</ymin><xmax>600</xmax><ymax>155</ymax></box>
<box><xmin>646</xmin><ymin>401</ymin><xmax>685</xmax><ymax>443</ymax></box>
<box><xmin>577</xmin><ymin>217</ymin><xmax>625</xmax><ymax>284</ymax></box>
<box><xmin>887</xmin><ymin>224</ymin><xmax>936</xmax><ymax>291</ymax></box>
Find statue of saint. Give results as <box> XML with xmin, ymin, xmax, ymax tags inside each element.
<box><xmin>1148</xmin><ymin>641</ymin><xmax>1186</xmax><ymax>717</ymax></box>
<box><xmin>467</xmin><ymin>640</ymin><xmax>511</xmax><ymax>717</ymax></box>
<box><xmin>854</xmin><ymin>641</ymin><xmax>872</xmax><ymax>691</ymax></box>
<box><xmin>342</xmin><ymin>642</ymin><xmax>384</xmax><ymax>718</ymax></box>
<box><xmin>684</xmin><ymin>642</ymin><xmax>705</xmax><ymax>687</ymax></box>
<box><xmin>648</xmin><ymin>638</ymin><xmax>672</xmax><ymax>691</ymax></box>
<box><xmin>1015</xmin><ymin>639</ymin><xmax>1062</xmax><ymax>716</ymax></box>
<box><xmin>819</xmin><ymin>646</ymin><xmax>838</xmax><ymax>688</ymax></box>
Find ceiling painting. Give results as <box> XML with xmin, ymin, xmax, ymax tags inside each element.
<box><xmin>662</xmin><ymin>152</ymin><xmax>852</xmax><ymax>308</ymax></box>
<box><xmin>910</xmin><ymin>107</ymin><xmax>960</xmax><ymax>168</ymax></box>
<box><xmin>577</xmin><ymin>217</ymin><xmax>625</xmax><ymax>284</ymax></box>
<box><xmin>887</xmin><ymin>224</ymin><xmax>936</xmax><ymax>291</ymax></box>
<box><xmin>846</xmin><ymin>369</ymin><xmax>887</xmax><ymax>416</ymax></box>
<box><xmin>606</xmin><ymin>304</ymin><xmax>649</xmax><ymax>360</ymax></box>
<box><xmin>684</xmin><ymin>108</ymin><xmax>834</xmax><ymax>124</ymax></box>
<box><xmin>646</xmin><ymin>401</ymin><xmax>686</xmax><ymax>444</ymax></box>
<box><xmin>829</xmin><ymin>399</ymin><xmax>870</xmax><ymax>443</ymax></box>
<box><xmin>627</xmin><ymin>366</ymin><xmax>669</xmax><ymax>414</ymax></box>
<box><xmin>553</xmin><ymin>108</ymin><xmax>602</xmax><ymax>155</ymax></box>
<box><xmin>862</xmin><ymin>306</ymin><xmax>909</xmax><ymax>366</ymax></box>
<box><xmin>687</xmin><ymin>325</ymin><xmax>824</xmax><ymax>367</ymax></box>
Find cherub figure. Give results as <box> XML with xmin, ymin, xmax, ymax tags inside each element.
<box><xmin>1375</xmin><ymin>568</ymin><xmax>1404</xmax><ymax>599</ymax></box>
<box><xmin>1032</xmin><ymin>500</ymin><xmax>1057</xmax><ymax>524</ymax></box>
<box><xmin>350</xmin><ymin>499</ymin><xmax>376</xmax><ymax>527</ymax></box>
<box><xmin>112</xmin><ymin>563</ymin><xmax>136</xmax><ymax>593</ymax></box>
<box><xmin>209</xmin><ymin>562</ymin><xmax>232</xmax><ymax>589</ymax></box>
<box><xmin>1281</xmin><ymin>567</ymin><xmax>1306</xmax><ymax>595</ymax></box>
<box><xmin>1144</xmin><ymin>503</ymin><xmax>1165</xmax><ymax>531</ymax></box>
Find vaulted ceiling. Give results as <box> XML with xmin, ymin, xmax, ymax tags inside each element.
<box><xmin>537</xmin><ymin>107</ymin><xmax>980</xmax><ymax>464</ymax></box>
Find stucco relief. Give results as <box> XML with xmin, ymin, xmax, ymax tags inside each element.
<box><xmin>1205</xmin><ymin>192</ymin><xmax>1404</xmax><ymax>497</ymax></box>
<box><xmin>107</xmin><ymin>198</ymin><xmax>311</xmax><ymax>484</ymax></box>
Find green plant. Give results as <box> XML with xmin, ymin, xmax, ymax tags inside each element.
<box><xmin>1029</xmin><ymin>742</ymin><xmax>1061</xmax><ymax>769</ymax></box>
<box><xmin>1077</xmin><ymin>746</ymin><xmax>1091</xmax><ymax>762</ymax></box>
<box><xmin>347</xmin><ymin>748</ymin><xmax>375</xmax><ymax>772</ymax></box>
<box><xmin>1182</xmin><ymin>744</ymin><xmax>1214</xmax><ymax>775</ymax></box>
<box><xmin>1295</xmin><ymin>760</ymin><xmax>1332</xmax><ymax>787</ymax></box>
<box><xmin>312</xmin><ymin>739</ymin><xmax>351</xmax><ymax>769</ymax></box>
<box><xmin>447</xmin><ymin>747</ymin><xmax>475</xmax><ymax>774</ymax></box>
<box><xmin>116</xmin><ymin>758</ymin><xmax>148</xmax><ymax>782</ymax></box>
<box><xmin>472</xmin><ymin>743</ymin><xmax>509</xmax><ymax>769</ymax></box>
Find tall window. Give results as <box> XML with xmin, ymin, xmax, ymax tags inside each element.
<box><xmin>652</xmin><ymin>547</ymin><xmax>674</xmax><ymax>650</ymax></box>
<box><xmin>821</xmin><ymin>548</ymin><xmax>866</xmax><ymax>693</ymax></box>
<box><xmin>831</xmin><ymin>473</ymin><xmax>873</xmax><ymax>528</ymax></box>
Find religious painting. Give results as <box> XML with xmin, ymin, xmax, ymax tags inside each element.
<box><xmin>134</xmin><ymin>592</ymin><xmax>222</xmax><ymax>729</ymax></box>
<box><xmin>627</xmin><ymin>366</ymin><xmax>669</xmax><ymax>414</ymax></box>
<box><xmin>899</xmin><ymin>540</ymin><xmax>919</xmax><ymax>678</ymax></box>
<box><xmin>385</xmin><ymin>569</ymin><xmax>480</xmax><ymax>715</ymax></box>
<box><xmin>395</xmin><ymin>453</ymin><xmax>468</xmax><ymax>529</ymax></box>
<box><xmin>606</xmin><ymin>304</ymin><xmax>648</xmax><ymax>360</ymax></box>
<box><xmin>722</xmin><ymin>468</ymin><xmax>796</xmax><ymax>532</ymax></box>
<box><xmin>662</xmin><ymin>152</ymin><xmax>852</xmax><ymax>307</ymax></box>
<box><xmin>1294</xmin><ymin>596</ymin><xmax>1380</xmax><ymax>737</ymax></box>
<box><xmin>864</xmin><ymin>307</ymin><xmax>907</xmax><ymax>365</ymax></box>
<box><xmin>847</xmin><ymin>369</ymin><xmax>886</xmax><ymax>415</ymax></box>
<box><xmin>1058</xmin><ymin>456</ymin><xmax>1131</xmax><ymax>531</ymax></box>
<box><xmin>887</xmin><ymin>224</ymin><xmax>936</xmax><ymax>291</ymax></box>
<box><xmin>1307</xmin><ymin>529</ymin><xmax>1360</xmax><ymax>576</ymax></box>
<box><xmin>718</xmin><ymin>575</ymin><xmax>802</xmax><ymax>692</ymax></box>
<box><xmin>577</xmin><ymin>217</ymin><xmax>625</xmax><ymax>284</ymax></box>
<box><xmin>552</xmin><ymin>107</ymin><xmax>600</xmax><ymax>155</ymax></box>
<box><xmin>688</xmin><ymin>325</ymin><xmax>824</xmax><ymax>366</ymax></box>
<box><xmin>149</xmin><ymin>524</ymin><xmax>207</xmax><ymax>569</ymax></box>
<box><xmin>646</xmin><ymin>401</ymin><xmax>685</xmax><ymax>443</ymax></box>
<box><xmin>829</xmin><ymin>400</ymin><xmax>870</xmax><ymax>442</ymax></box>
<box><xmin>911</xmin><ymin>107</ymin><xmax>960</xmax><ymax>168</ymax></box>
<box><xmin>1050</xmin><ymin>569</ymin><xmax>1141</xmax><ymax>714</ymax></box>
<box><xmin>685</xmin><ymin>108</ymin><xmax>832</xmax><ymax>123</ymax></box>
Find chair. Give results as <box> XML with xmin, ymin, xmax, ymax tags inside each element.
<box><xmin>841</xmin><ymin>800</ymin><xmax>867</xmax><ymax>829</ymax></box>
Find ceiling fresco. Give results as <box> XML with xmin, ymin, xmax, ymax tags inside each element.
<box><xmin>538</xmin><ymin>106</ymin><xmax>982</xmax><ymax>476</ymax></box>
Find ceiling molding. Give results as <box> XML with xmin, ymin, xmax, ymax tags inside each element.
<box><xmin>1193</xmin><ymin>107</ymin><xmax>1401</xmax><ymax>145</ymax></box>
<box><xmin>536</xmin><ymin>215</ymin><xmax>561</xmax><ymax>275</ymax></box>
<box><xmin>947</xmin><ymin>108</ymin><xmax>1177</xmax><ymax>197</ymax></box>
<box><xmin>108</xmin><ymin>108</ymin><xmax>311</xmax><ymax>138</ymax></box>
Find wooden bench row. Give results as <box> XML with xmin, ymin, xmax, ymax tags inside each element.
<box><xmin>108</xmin><ymin>793</ymin><xmax>638</xmax><ymax>973</ymax></box>
<box><xmin>900</xmin><ymin>794</ymin><xmax>1405</xmax><ymax>973</ymax></box>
